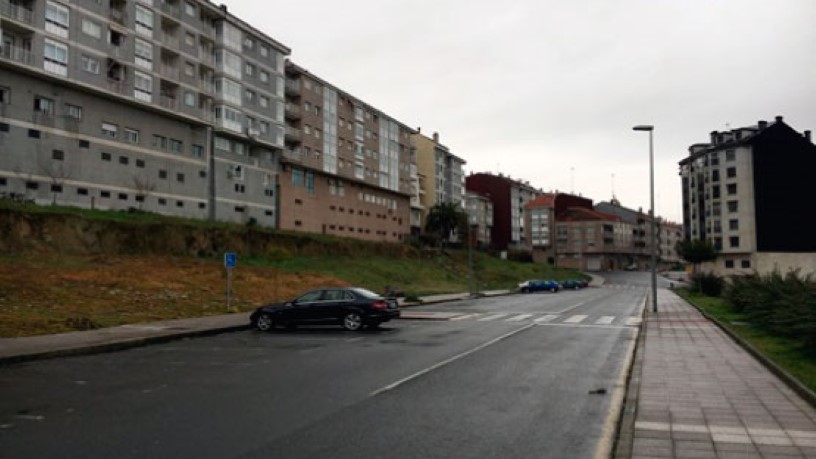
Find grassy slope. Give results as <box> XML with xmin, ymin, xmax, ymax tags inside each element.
<box><xmin>0</xmin><ymin>202</ymin><xmax>583</xmax><ymax>337</ymax></box>
<box><xmin>677</xmin><ymin>289</ymin><xmax>816</xmax><ymax>394</ymax></box>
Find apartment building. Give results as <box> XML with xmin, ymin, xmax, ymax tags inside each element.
<box><xmin>595</xmin><ymin>199</ymin><xmax>683</xmax><ymax>269</ymax></box>
<box><xmin>412</xmin><ymin>130</ymin><xmax>465</xmax><ymax>213</ymax></box>
<box><xmin>465</xmin><ymin>172</ymin><xmax>540</xmax><ymax>252</ymax></box>
<box><xmin>280</xmin><ymin>61</ymin><xmax>414</xmax><ymax>243</ymax></box>
<box><xmin>679</xmin><ymin>116</ymin><xmax>816</xmax><ymax>276</ymax></box>
<box><xmin>0</xmin><ymin>0</ymin><xmax>289</xmax><ymax>225</ymax></box>
<box><xmin>465</xmin><ymin>190</ymin><xmax>493</xmax><ymax>248</ymax></box>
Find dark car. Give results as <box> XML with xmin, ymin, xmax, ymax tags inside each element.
<box><xmin>250</xmin><ymin>287</ymin><xmax>400</xmax><ymax>332</ymax></box>
<box><xmin>518</xmin><ymin>279</ymin><xmax>560</xmax><ymax>293</ymax></box>
<box><xmin>561</xmin><ymin>279</ymin><xmax>586</xmax><ymax>290</ymax></box>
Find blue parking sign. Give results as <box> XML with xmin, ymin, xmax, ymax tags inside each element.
<box><xmin>224</xmin><ymin>252</ymin><xmax>237</xmax><ymax>269</ymax></box>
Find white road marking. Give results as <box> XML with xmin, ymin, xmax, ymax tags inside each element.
<box><xmin>478</xmin><ymin>313</ymin><xmax>509</xmax><ymax>322</ymax></box>
<box><xmin>595</xmin><ymin>316</ymin><xmax>615</xmax><ymax>325</ymax></box>
<box><xmin>564</xmin><ymin>315</ymin><xmax>588</xmax><ymax>324</ymax></box>
<box><xmin>534</xmin><ymin>314</ymin><xmax>559</xmax><ymax>323</ymax></box>
<box><xmin>505</xmin><ymin>314</ymin><xmax>533</xmax><ymax>322</ymax></box>
<box><xmin>451</xmin><ymin>313</ymin><xmax>480</xmax><ymax>321</ymax></box>
<box><xmin>370</xmin><ymin>323</ymin><xmax>536</xmax><ymax>396</ymax></box>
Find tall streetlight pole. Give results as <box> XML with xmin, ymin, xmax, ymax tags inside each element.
<box><xmin>633</xmin><ymin>125</ymin><xmax>658</xmax><ymax>314</ymax></box>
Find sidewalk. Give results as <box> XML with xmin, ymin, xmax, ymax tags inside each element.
<box><xmin>0</xmin><ymin>290</ymin><xmax>512</xmax><ymax>365</ymax></box>
<box><xmin>620</xmin><ymin>289</ymin><xmax>816</xmax><ymax>458</ymax></box>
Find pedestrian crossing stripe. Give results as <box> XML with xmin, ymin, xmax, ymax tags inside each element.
<box><xmin>456</xmin><ymin>313</ymin><xmax>642</xmax><ymax>327</ymax></box>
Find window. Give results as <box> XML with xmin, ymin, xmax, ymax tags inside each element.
<box><xmin>134</xmin><ymin>71</ymin><xmax>153</xmax><ymax>102</ymax></box>
<box><xmin>119</xmin><ymin>156</ymin><xmax>129</xmax><ymax>165</ymax></box>
<box><xmin>136</xmin><ymin>159</ymin><xmax>145</xmax><ymax>168</ymax></box>
<box><xmin>245</xmin><ymin>90</ymin><xmax>255</xmax><ymax>103</ymax></box>
<box><xmin>184</xmin><ymin>91</ymin><xmax>196</xmax><ymax>107</ymax></box>
<box><xmin>184</xmin><ymin>1</ymin><xmax>196</xmax><ymax>16</ymax></box>
<box><xmin>177</xmin><ymin>173</ymin><xmax>185</xmax><ymax>183</ymax></box>
<box><xmin>712</xmin><ymin>185</ymin><xmax>721</xmax><ymax>199</ymax></box>
<box><xmin>741</xmin><ymin>259</ymin><xmax>751</xmax><ymax>269</ymax></box>
<box><xmin>725</xmin><ymin>259</ymin><xmax>734</xmax><ymax>269</ymax></box>
<box><xmin>259</xmin><ymin>70</ymin><xmax>269</xmax><ymax>83</ymax></box>
<box><xmin>726</xmin><ymin>150</ymin><xmax>736</xmax><ymax>161</ymax></box>
<box><xmin>245</xmin><ymin>62</ymin><xmax>255</xmax><ymax>76</ymax></box>
<box><xmin>729</xmin><ymin>236</ymin><xmax>739</xmax><ymax>248</ymax></box>
<box><xmin>135</xmin><ymin>5</ymin><xmax>154</xmax><ymax>37</ymax></box>
<box><xmin>118</xmin><ymin>193</ymin><xmax>127</xmax><ymax>200</ymax></box>
<box><xmin>726</xmin><ymin>167</ymin><xmax>736</xmax><ymax>178</ymax></box>
<box><xmin>101</xmin><ymin>152</ymin><xmax>112</xmax><ymax>161</ymax></box>
<box><xmin>259</xmin><ymin>96</ymin><xmax>269</xmax><ymax>108</ymax></box>
<box><xmin>34</xmin><ymin>97</ymin><xmax>55</xmax><ymax>115</ymax></box>
<box><xmin>64</xmin><ymin>104</ymin><xmax>82</xmax><ymax>120</ymax></box>
<box><xmin>220</xmin><ymin>22</ymin><xmax>242</xmax><ymax>50</ymax></box>
<box><xmin>216</xmin><ymin>49</ymin><xmax>241</xmax><ymax>79</ymax></box>
<box><xmin>52</xmin><ymin>149</ymin><xmax>64</xmax><ymax>160</ymax></box>
<box><xmin>51</xmin><ymin>184</ymin><xmax>63</xmax><ymax>193</ymax></box>
<box><xmin>134</xmin><ymin>38</ymin><xmax>153</xmax><ymax>70</ymax></box>
<box><xmin>184</xmin><ymin>62</ymin><xmax>195</xmax><ymax>76</ymax></box>
<box><xmin>169</xmin><ymin>139</ymin><xmax>183</xmax><ymax>153</ymax></box>
<box><xmin>192</xmin><ymin>144</ymin><xmax>204</xmax><ymax>158</ymax></box>
<box><xmin>79</xmin><ymin>139</ymin><xmax>90</xmax><ymax>148</ymax></box>
<box><xmin>159</xmin><ymin>170</ymin><xmax>168</xmax><ymax>179</ymax></box>
<box><xmin>185</xmin><ymin>33</ymin><xmax>195</xmax><ymax>47</ymax></box>
<box><xmin>727</xmin><ymin>200</ymin><xmax>738</xmax><ymax>213</ymax></box>
<box><xmin>711</xmin><ymin>169</ymin><xmax>720</xmax><ymax>183</ymax></box>
<box><xmin>727</xmin><ymin>183</ymin><xmax>737</xmax><ymax>195</ymax></box>
<box><xmin>260</xmin><ymin>45</ymin><xmax>268</xmax><ymax>57</ymax></box>
<box><xmin>215</xmin><ymin>78</ymin><xmax>241</xmax><ymax>105</ymax></box>
<box><xmin>81</xmin><ymin>19</ymin><xmax>101</xmax><ymax>39</ymax></box>
<box><xmin>0</xmin><ymin>123</ymin><xmax>9</xmax><ymax>132</ymax></box>
<box><xmin>243</xmin><ymin>37</ymin><xmax>254</xmax><ymax>50</ymax></box>
<box><xmin>77</xmin><ymin>188</ymin><xmax>88</xmax><ymax>195</ymax></box>
<box><xmin>101</xmin><ymin>122</ymin><xmax>117</xmax><ymax>138</ymax></box>
<box><xmin>45</xmin><ymin>1</ymin><xmax>70</xmax><ymax>38</ymax></box>
<box><xmin>729</xmin><ymin>219</ymin><xmax>739</xmax><ymax>231</ymax></box>
<box><xmin>81</xmin><ymin>55</ymin><xmax>100</xmax><ymax>74</ymax></box>
<box><xmin>153</xmin><ymin>135</ymin><xmax>167</xmax><ymax>149</ymax></box>
<box><xmin>43</xmin><ymin>39</ymin><xmax>69</xmax><ymax>76</ymax></box>
<box><xmin>0</xmin><ymin>86</ymin><xmax>8</xmax><ymax>104</ymax></box>
<box><xmin>124</xmin><ymin>128</ymin><xmax>139</xmax><ymax>144</ymax></box>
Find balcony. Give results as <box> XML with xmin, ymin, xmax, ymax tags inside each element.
<box><xmin>159</xmin><ymin>94</ymin><xmax>177</xmax><ymax>110</ymax></box>
<box><xmin>284</xmin><ymin>79</ymin><xmax>301</xmax><ymax>97</ymax></box>
<box><xmin>1</xmin><ymin>0</ymin><xmax>33</xmax><ymax>25</ymax></box>
<box><xmin>284</xmin><ymin>103</ymin><xmax>301</xmax><ymax>120</ymax></box>
<box><xmin>0</xmin><ymin>44</ymin><xmax>33</xmax><ymax>65</ymax></box>
<box><xmin>284</xmin><ymin>126</ymin><xmax>301</xmax><ymax>142</ymax></box>
<box><xmin>284</xmin><ymin>147</ymin><xmax>302</xmax><ymax>162</ymax></box>
<box><xmin>106</xmin><ymin>78</ymin><xmax>127</xmax><ymax>96</ymax></box>
<box><xmin>108</xmin><ymin>8</ymin><xmax>126</xmax><ymax>26</ymax></box>
<box><xmin>158</xmin><ymin>0</ymin><xmax>180</xmax><ymax>19</ymax></box>
<box><xmin>198</xmin><ymin>78</ymin><xmax>213</xmax><ymax>93</ymax></box>
<box><xmin>159</xmin><ymin>63</ymin><xmax>179</xmax><ymax>80</ymax></box>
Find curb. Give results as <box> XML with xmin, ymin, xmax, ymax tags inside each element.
<box><xmin>681</xmin><ymin>294</ymin><xmax>816</xmax><ymax>410</ymax></box>
<box><xmin>612</xmin><ymin>293</ymin><xmax>649</xmax><ymax>459</ymax></box>
<box><xmin>0</xmin><ymin>324</ymin><xmax>248</xmax><ymax>366</ymax></box>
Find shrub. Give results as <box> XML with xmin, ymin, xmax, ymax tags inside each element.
<box><xmin>691</xmin><ymin>272</ymin><xmax>725</xmax><ymax>297</ymax></box>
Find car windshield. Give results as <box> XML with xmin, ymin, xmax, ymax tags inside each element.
<box><xmin>350</xmin><ymin>287</ymin><xmax>381</xmax><ymax>299</ymax></box>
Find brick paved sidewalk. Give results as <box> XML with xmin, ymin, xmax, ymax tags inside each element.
<box><xmin>630</xmin><ymin>289</ymin><xmax>816</xmax><ymax>459</ymax></box>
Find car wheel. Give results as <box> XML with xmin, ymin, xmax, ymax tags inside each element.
<box><xmin>550</xmin><ymin>287</ymin><xmax>557</xmax><ymax>293</ymax></box>
<box><xmin>342</xmin><ymin>312</ymin><xmax>363</xmax><ymax>331</ymax></box>
<box><xmin>521</xmin><ymin>287</ymin><xmax>529</xmax><ymax>293</ymax></box>
<box><xmin>255</xmin><ymin>313</ymin><xmax>275</xmax><ymax>332</ymax></box>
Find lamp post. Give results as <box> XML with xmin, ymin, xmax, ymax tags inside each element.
<box><xmin>633</xmin><ymin>125</ymin><xmax>658</xmax><ymax>314</ymax></box>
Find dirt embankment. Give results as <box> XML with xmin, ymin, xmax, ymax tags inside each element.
<box><xmin>0</xmin><ymin>209</ymin><xmax>417</xmax><ymax>337</ymax></box>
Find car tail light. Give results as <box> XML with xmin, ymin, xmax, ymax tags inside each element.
<box><xmin>372</xmin><ymin>300</ymin><xmax>388</xmax><ymax>311</ymax></box>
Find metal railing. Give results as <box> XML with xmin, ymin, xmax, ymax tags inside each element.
<box><xmin>0</xmin><ymin>0</ymin><xmax>34</xmax><ymax>24</ymax></box>
<box><xmin>0</xmin><ymin>44</ymin><xmax>33</xmax><ymax>65</ymax></box>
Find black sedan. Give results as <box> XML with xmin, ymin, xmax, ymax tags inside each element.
<box><xmin>250</xmin><ymin>287</ymin><xmax>400</xmax><ymax>332</ymax></box>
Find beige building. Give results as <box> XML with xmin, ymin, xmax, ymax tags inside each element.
<box><xmin>280</xmin><ymin>62</ymin><xmax>414</xmax><ymax>243</ymax></box>
<box><xmin>465</xmin><ymin>191</ymin><xmax>493</xmax><ymax>248</ymax></box>
<box><xmin>412</xmin><ymin>130</ymin><xmax>465</xmax><ymax>222</ymax></box>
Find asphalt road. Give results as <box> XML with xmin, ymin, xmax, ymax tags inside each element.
<box><xmin>0</xmin><ymin>274</ymin><xmax>650</xmax><ymax>459</ymax></box>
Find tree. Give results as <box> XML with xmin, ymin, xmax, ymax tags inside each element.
<box><xmin>676</xmin><ymin>239</ymin><xmax>718</xmax><ymax>272</ymax></box>
<box><xmin>425</xmin><ymin>202</ymin><xmax>469</xmax><ymax>248</ymax></box>
<box><xmin>132</xmin><ymin>174</ymin><xmax>156</xmax><ymax>211</ymax></box>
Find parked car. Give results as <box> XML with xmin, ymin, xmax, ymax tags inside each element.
<box><xmin>250</xmin><ymin>287</ymin><xmax>400</xmax><ymax>332</ymax></box>
<box><xmin>561</xmin><ymin>279</ymin><xmax>585</xmax><ymax>290</ymax></box>
<box><xmin>518</xmin><ymin>279</ymin><xmax>560</xmax><ymax>293</ymax></box>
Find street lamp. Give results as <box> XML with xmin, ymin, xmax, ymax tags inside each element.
<box><xmin>633</xmin><ymin>125</ymin><xmax>658</xmax><ymax>314</ymax></box>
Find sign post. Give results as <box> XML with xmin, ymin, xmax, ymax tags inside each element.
<box><xmin>224</xmin><ymin>252</ymin><xmax>237</xmax><ymax>312</ymax></box>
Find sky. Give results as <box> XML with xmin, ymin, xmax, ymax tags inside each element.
<box><xmin>224</xmin><ymin>0</ymin><xmax>816</xmax><ymax>223</ymax></box>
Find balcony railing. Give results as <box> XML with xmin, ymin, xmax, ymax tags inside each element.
<box><xmin>106</xmin><ymin>78</ymin><xmax>128</xmax><ymax>95</ymax></box>
<box><xmin>198</xmin><ymin>79</ymin><xmax>213</xmax><ymax>93</ymax></box>
<box><xmin>284</xmin><ymin>103</ymin><xmax>301</xmax><ymax>119</ymax></box>
<box><xmin>0</xmin><ymin>44</ymin><xmax>33</xmax><ymax>65</ymax></box>
<box><xmin>0</xmin><ymin>0</ymin><xmax>34</xmax><ymax>25</ymax></box>
<box><xmin>159</xmin><ymin>1</ymin><xmax>180</xmax><ymax>18</ymax></box>
<box><xmin>284</xmin><ymin>79</ymin><xmax>300</xmax><ymax>96</ymax></box>
<box><xmin>284</xmin><ymin>126</ymin><xmax>301</xmax><ymax>142</ymax></box>
<box><xmin>159</xmin><ymin>63</ymin><xmax>179</xmax><ymax>80</ymax></box>
<box><xmin>159</xmin><ymin>95</ymin><xmax>177</xmax><ymax>110</ymax></box>
<box><xmin>108</xmin><ymin>8</ymin><xmax>125</xmax><ymax>26</ymax></box>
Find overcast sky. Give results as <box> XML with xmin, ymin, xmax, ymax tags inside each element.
<box><xmin>225</xmin><ymin>0</ymin><xmax>816</xmax><ymax>223</ymax></box>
